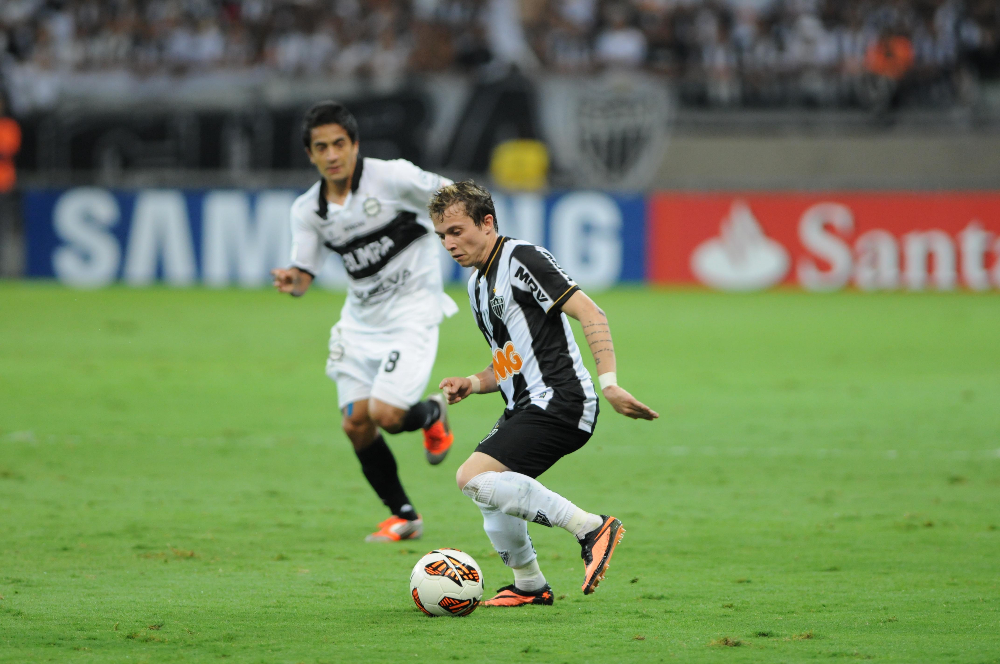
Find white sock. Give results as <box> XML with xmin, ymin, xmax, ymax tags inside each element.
<box><xmin>511</xmin><ymin>558</ymin><xmax>547</xmax><ymax>592</ymax></box>
<box><xmin>464</xmin><ymin>471</ymin><xmax>596</xmax><ymax>537</ymax></box>
<box><xmin>477</xmin><ymin>501</ymin><xmax>536</xmax><ymax>568</ymax></box>
<box><xmin>566</xmin><ymin>509</ymin><xmax>604</xmax><ymax>540</ymax></box>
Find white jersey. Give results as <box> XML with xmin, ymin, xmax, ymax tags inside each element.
<box><xmin>289</xmin><ymin>157</ymin><xmax>457</xmax><ymax>332</ymax></box>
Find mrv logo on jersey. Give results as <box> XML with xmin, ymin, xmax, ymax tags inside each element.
<box><xmin>513</xmin><ymin>265</ymin><xmax>550</xmax><ymax>304</ymax></box>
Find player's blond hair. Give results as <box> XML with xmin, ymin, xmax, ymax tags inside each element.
<box><xmin>428</xmin><ymin>180</ymin><xmax>499</xmax><ymax>232</ymax></box>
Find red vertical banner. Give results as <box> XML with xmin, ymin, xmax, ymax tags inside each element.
<box><xmin>0</xmin><ymin>116</ymin><xmax>21</xmax><ymax>193</ymax></box>
<box><xmin>648</xmin><ymin>193</ymin><xmax>1000</xmax><ymax>291</ymax></box>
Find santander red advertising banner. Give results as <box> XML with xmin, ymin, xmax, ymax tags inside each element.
<box><xmin>648</xmin><ymin>193</ymin><xmax>1000</xmax><ymax>291</ymax></box>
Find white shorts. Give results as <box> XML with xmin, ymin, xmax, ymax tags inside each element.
<box><xmin>325</xmin><ymin>323</ymin><xmax>439</xmax><ymax>411</ymax></box>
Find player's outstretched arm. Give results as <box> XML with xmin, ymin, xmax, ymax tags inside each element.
<box><xmin>561</xmin><ymin>291</ymin><xmax>659</xmax><ymax>421</ymax></box>
<box><xmin>271</xmin><ymin>267</ymin><xmax>314</xmax><ymax>297</ymax></box>
<box><xmin>440</xmin><ymin>364</ymin><xmax>498</xmax><ymax>405</ymax></box>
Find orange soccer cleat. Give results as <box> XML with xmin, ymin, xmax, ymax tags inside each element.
<box><xmin>364</xmin><ymin>515</ymin><xmax>423</xmax><ymax>542</ymax></box>
<box><xmin>579</xmin><ymin>515</ymin><xmax>625</xmax><ymax>594</ymax></box>
<box><xmin>422</xmin><ymin>393</ymin><xmax>453</xmax><ymax>465</ymax></box>
<box><xmin>482</xmin><ymin>584</ymin><xmax>554</xmax><ymax>607</ymax></box>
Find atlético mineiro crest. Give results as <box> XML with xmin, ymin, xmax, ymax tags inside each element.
<box><xmin>532</xmin><ymin>510</ymin><xmax>552</xmax><ymax>527</ymax></box>
<box><xmin>362</xmin><ymin>197</ymin><xmax>381</xmax><ymax>216</ymax></box>
<box><xmin>490</xmin><ymin>293</ymin><xmax>505</xmax><ymax>318</ymax></box>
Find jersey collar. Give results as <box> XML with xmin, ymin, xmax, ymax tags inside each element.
<box><xmin>478</xmin><ymin>235</ymin><xmax>507</xmax><ymax>281</ymax></box>
<box><xmin>316</xmin><ymin>156</ymin><xmax>365</xmax><ymax>218</ymax></box>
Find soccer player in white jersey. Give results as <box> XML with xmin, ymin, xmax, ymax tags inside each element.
<box><xmin>431</xmin><ymin>181</ymin><xmax>659</xmax><ymax>606</ymax></box>
<box><xmin>271</xmin><ymin>101</ymin><xmax>458</xmax><ymax>543</ymax></box>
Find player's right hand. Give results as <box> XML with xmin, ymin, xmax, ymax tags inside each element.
<box><xmin>271</xmin><ymin>268</ymin><xmax>296</xmax><ymax>293</ymax></box>
<box><xmin>439</xmin><ymin>377</ymin><xmax>473</xmax><ymax>405</ymax></box>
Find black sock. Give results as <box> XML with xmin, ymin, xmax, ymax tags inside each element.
<box><xmin>399</xmin><ymin>399</ymin><xmax>441</xmax><ymax>432</ymax></box>
<box><xmin>354</xmin><ymin>435</ymin><xmax>416</xmax><ymax>519</ymax></box>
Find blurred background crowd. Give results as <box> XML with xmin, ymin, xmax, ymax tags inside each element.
<box><xmin>1</xmin><ymin>0</ymin><xmax>999</xmax><ymax>113</ymax></box>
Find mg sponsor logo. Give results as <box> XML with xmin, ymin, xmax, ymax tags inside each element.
<box><xmin>492</xmin><ymin>341</ymin><xmax>524</xmax><ymax>382</ymax></box>
<box><xmin>650</xmin><ymin>194</ymin><xmax>1000</xmax><ymax>291</ymax></box>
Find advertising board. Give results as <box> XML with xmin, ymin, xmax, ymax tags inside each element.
<box><xmin>23</xmin><ymin>188</ymin><xmax>646</xmax><ymax>290</ymax></box>
<box><xmin>649</xmin><ymin>193</ymin><xmax>1000</xmax><ymax>291</ymax></box>
<box><xmin>24</xmin><ymin>188</ymin><xmax>1000</xmax><ymax>291</ymax></box>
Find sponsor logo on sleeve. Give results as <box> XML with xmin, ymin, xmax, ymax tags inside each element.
<box><xmin>537</xmin><ymin>249</ymin><xmax>573</xmax><ymax>282</ymax></box>
<box><xmin>419</xmin><ymin>172</ymin><xmax>442</xmax><ymax>189</ymax></box>
<box><xmin>513</xmin><ymin>264</ymin><xmax>552</xmax><ymax>307</ymax></box>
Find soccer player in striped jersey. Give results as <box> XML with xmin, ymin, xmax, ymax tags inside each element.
<box><xmin>432</xmin><ymin>181</ymin><xmax>658</xmax><ymax>606</ymax></box>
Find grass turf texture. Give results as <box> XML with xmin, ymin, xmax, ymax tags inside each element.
<box><xmin>1</xmin><ymin>283</ymin><xmax>998</xmax><ymax>664</ymax></box>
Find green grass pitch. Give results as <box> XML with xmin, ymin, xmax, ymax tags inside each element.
<box><xmin>1</xmin><ymin>282</ymin><xmax>998</xmax><ymax>663</ymax></box>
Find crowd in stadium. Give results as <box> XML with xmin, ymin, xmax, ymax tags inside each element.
<box><xmin>1</xmin><ymin>0</ymin><xmax>999</xmax><ymax>109</ymax></box>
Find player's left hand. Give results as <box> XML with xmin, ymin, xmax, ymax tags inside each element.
<box><xmin>602</xmin><ymin>385</ymin><xmax>659</xmax><ymax>420</ymax></box>
<box><xmin>439</xmin><ymin>376</ymin><xmax>474</xmax><ymax>405</ymax></box>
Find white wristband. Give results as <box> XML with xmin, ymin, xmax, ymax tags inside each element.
<box><xmin>467</xmin><ymin>375</ymin><xmax>482</xmax><ymax>394</ymax></box>
<box><xmin>598</xmin><ymin>372</ymin><xmax>618</xmax><ymax>391</ymax></box>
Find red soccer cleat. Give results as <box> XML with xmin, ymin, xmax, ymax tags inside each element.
<box><xmin>579</xmin><ymin>515</ymin><xmax>625</xmax><ymax>594</ymax></box>
<box><xmin>364</xmin><ymin>515</ymin><xmax>423</xmax><ymax>542</ymax></box>
<box><xmin>482</xmin><ymin>584</ymin><xmax>554</xmax><ymax>607</ymax></box>
<box><xmin>423</xmin><ymin>393</ymin><xmax>453</xmax><ymax>465</ymax></box>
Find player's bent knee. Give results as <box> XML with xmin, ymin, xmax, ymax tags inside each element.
<box><xmin>341</xmin><ymin>417</ymin><xmax>360</xmax><ymax>437</ymax></box>
<box><xmin>457</xmin><ymin>458</ymin><xmax>499</xmax><ymax>492</ymax></box>
<box><xmin>341</xmin><ymin>417</ymin><xmax>374</xmax><ymax>446</ymax></box>
<box><xmin>368</xmin><ymin>401</ymin><xmax>406</xmax><ymax>433</ymax></box>
<box><xmin>371</xmin><ymin>411</ymin><xmax>404</xmax><ymax>433</ymax></box>
<box><xmin>459</xmin><ymin>469</ymin><xmax>496</xmax><ymax>500</ymax></box>
<box><xmin>456</xmin><ymin>466</ymin><xmax>470</xmax><ymax>491</ymax></box>
<box><xmin>456</xmin><ymin>463</ymin><xmax>479</xmax><ymax>491</ymax></box>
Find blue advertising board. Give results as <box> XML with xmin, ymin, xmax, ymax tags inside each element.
<box><xmin>24</xmin><ymin>187</ymin><xmax>646</xmax><ymax>289</ymax></box>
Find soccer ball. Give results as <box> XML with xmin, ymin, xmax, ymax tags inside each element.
<box><xmin>409</xmin><ymin>549</ymin><xmax>484</xmax><ymax>617</ymax></box>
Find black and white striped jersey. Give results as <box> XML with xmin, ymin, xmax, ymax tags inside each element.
<box><xmin>468</xmin><ymin>237</ymin><xmax>599</xmax><ymax>433</ymax></box>
<box><xmin>289</xmin><ymin>157</ymin><xmax>457</xmax><ymax>332</ymax></box>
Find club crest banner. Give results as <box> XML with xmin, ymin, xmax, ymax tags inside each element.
<box><xmin>539</xmin><ymin>74</ymin><xmax>674</xmax><ymax>190</ymax></box>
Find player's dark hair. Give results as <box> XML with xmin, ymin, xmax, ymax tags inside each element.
<box><xmin>301</xmin><ymin>101</ymin><xmax>359</xmax><ymax>148</ymax></box>
<box><xmin>428</xmin><ymin>180</ymin><xmax>498</xmax><ymax>233</ymax></box>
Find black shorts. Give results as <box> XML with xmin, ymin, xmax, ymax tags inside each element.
<box><xmin>475</xmin><ymin>405</ymin><xmax>597</xmax><ymax>479</ymax></box>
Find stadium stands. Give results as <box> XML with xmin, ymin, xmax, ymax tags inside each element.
<box><xmin>1</xmin><ymin>0</ymin><xmax>998</xmax><ymax>113</ymax></box>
